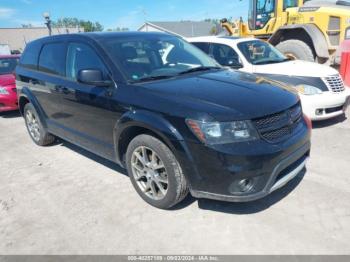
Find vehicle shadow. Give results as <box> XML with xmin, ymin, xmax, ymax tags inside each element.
<box><xmin>51</xmin><ymin>138</ymin><xmax>306</xmax><ymax>213</ymax></box>
<box><xmin>57</xmin><ymin>139</ymin><xmax>127</xmax><ymax>176</ymax></box>
<box><xmin>0</xmin><ymin>110</ymin><xmax>21</xmax><ymax>118</ymax></box>
<box><xmin>194</xmin><ymin>168</ymin><xmax>306</xmax><ymax>214</ymax></box>
<box><xmin>312</xmin><ymin>114</ymin><xmax>347</xmax><ymax>129</ymax></box>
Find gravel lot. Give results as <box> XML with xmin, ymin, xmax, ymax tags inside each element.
<box><xmin>0</xmin><ymin>108</ymin><xmax>350</xmax><ymax>255</ymax></box>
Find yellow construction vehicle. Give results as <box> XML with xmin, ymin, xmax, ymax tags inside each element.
<box><xmin>221</xmin><ymin>0</ymin><xmax>350</xmax><ymax>65</ymax></box>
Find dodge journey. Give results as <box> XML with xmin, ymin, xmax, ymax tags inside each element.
<box><xmin>16</xmin><ymin>32</ymin><xmax>311</xmax><ymax>209</ymax></box>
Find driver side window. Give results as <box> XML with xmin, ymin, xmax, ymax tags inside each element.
<box><xmin>66</xmin><ymin>43</ymin><xmax>108</xmax><ymax>81</ymax></box>
<box><xmin>255</xmin><ymin>0</ymin><xmax>275</xmax><ymax>29</ymax></box>
<box><xmin>257</xmin><ymin>0</ymin><xmax>275</xmax><ymax>13</ymax></box>
<box><xmin>210</xmin><ymin>43</ymin><xmax>241</xmax><ymax>68</ymax></box>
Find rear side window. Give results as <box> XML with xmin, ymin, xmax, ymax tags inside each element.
<box><xmin>192</xmin><ymin>42</ymin><xmax>210</xmax><ymax>54</ymax></box>
<box><xmin>20</xmin><ymin>41</ymin><xmax>41</xmax><ymax>70</ymax></box>
<box><xmin>66</xmin><ymin>43</ymin><xmax>108</xmax><ymax>80</ymax></box>
<box><xmin>38</xmin><ymin>42</ymin><xmax>66</xmax><ymax>76</ymax></box>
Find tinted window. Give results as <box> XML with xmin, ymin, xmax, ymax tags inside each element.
<box><xmin>20</xmin><ymin>41</ymin><xmax>41</xmax><ymax>70</ymax></box>
<box><xmin>210</xmin><ymin>43</ymin><xmax>241</xmax><ymax>67</ymax></box>
<box><xmin>192</xmin><ymin>42</ymin><xmax>210</xmax><ymax>54</ymax></box>
<box><xmin>102</xmin><ymin>35</ymin><xmax>218</xmax><ymax>82</ymax></box>
<box><xmin>38</xmin><ymin>43</ymin><xmax>66</xmax><ymax>76</ymax></box>
<box><xmin>0</xmin><ymin>58</ymin><xmax>19</xmax><ymax>75</ymax></box>
<box><xmin>66</xmin><ymin>43</ymin><xmax>108</xmax><ymax>81</ymax></box>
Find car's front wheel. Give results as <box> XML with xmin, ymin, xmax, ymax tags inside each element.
<box><xmin>126</xmin><ymin>134</ymin><xmax>189</xmax><ymax>209</ymax></box>
<box><xmin>24</xmin><ymin>103</ymin><xmax>55</xmax><ymax>146</ymax></box>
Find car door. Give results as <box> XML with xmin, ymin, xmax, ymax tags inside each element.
<box><xmin>34</xmin><ymin>42</ymin><xmax>68</xmax><ymax>126</ymax></box>
<box><xmin>58</xmin><ymin>42</ymin><xmax>117</xmax><ymax>160</ymax></box>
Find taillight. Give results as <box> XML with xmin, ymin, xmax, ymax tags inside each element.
<box><xmin>303</xmin><ymin>114</ymin><xmax>312</xmax><ymax>130</ymax></box>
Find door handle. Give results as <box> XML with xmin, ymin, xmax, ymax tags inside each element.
<box><xmin>62</xmin><ymin>87</ymin><xmax>70</xmax><ymax>94</ymax></box>
<box><xmin>54</xmin><ymin>86</ymin><xmax>70</xmax><ymax>94</ymax></box>
<box><xmin>29</xmin><ymin>79</ymin><xmax>39</xmax><ymax>85</ymax></box>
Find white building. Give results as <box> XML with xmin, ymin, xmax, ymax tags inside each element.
<box><xmin>138</xmin><ymin>21</ymin><xmax>222</xmax><ymax>38</ymax></box>
<box><xmin>0</xmin><ymin>27</ymin><xmax>83</xmax><ymax>52</ymax></box>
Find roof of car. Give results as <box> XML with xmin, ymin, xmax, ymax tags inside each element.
<box><xmin>187</xmin><ymin>36</ymin><xmax>259</xmax><ymax>44</ymax></box>
<box><xmin>30</xmin><ymin>31</ymin><xmax>176</xmax><ymax>44</ymax></box>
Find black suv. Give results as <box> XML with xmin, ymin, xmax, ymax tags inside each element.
<box><xmin>16</xmin><ymin>32</ymin><xmax>311</xmax><ymax>209</ymax></box>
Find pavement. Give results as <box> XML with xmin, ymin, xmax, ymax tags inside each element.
<box><xmin>0</xmin><ymin>108</ymin><xmax>350</xmax><ymax>255</ymax></box>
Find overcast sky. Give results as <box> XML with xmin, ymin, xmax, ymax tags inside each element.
<box><xmin>0</xmin><ymin>0</ymin><xmax>249</xmax><ymax>30</ymax></box>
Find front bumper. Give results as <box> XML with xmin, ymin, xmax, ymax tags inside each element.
<box><xmin>300</xmin><ymin>89</ymin><xmax>350</xmax><ymax>121</ymax></box>
<box><xmin>184</xmin><ymin>122</ymin><xmax>311</xmax><ymax>202</ymax></box>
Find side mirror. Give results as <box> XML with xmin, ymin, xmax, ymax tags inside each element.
<box><xmin>77</xmin><ymin>69</ymin><xmax>112</xmax><ymax>87</ymax></box>
<box><xmin>230</xmin><ymin>63</ymin><xmax>243</xmax><ymax>69</ymax></box>
<box><xmin>226</xmin><ymin>60</ymin><xmax>243</xmax><ymax>69</ymax></box>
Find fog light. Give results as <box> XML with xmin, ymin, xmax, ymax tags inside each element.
<box><xmin>238</xmin><ymin>178</ymin><xmax>254</xmax><ymax>193</ymax></box>
<box><xmin>315</xmin><ymin>109</ymin><xmax>324</xmax><ymax>116</ymax></box>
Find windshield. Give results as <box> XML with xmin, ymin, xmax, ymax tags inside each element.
<box><xmin>0</xmin><ymin>58</ymin><xmax>19</xmax><ymax>75</ymax></box>
<box><xmin>237</xmin><ymin>40</ymin><xmax>288</xmax><ymax>65</ymax></box>
<box><xmin>304</xmin><ymin>0</ymin><xmax>350</xmax><ymax>4</ymax></box>
<box><xmin>102</xmin><ymin>35</ymin><xmax>220</xmax><ymax>82</ymax></box>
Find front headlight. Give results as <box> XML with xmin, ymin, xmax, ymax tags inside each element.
<box><xmin>296</xmin><ymin>85</ymin><xmax>322</xmax><ymax>95</ymax></box>
<box><xmin>186</xmin><ymin>119</ymin><xmax>258</xmax><ymax>145</ymax></box>
<box><xmin>0</xmin><ymin>87</ymin><xmax>9</xmax><ymax>95</ymax></box>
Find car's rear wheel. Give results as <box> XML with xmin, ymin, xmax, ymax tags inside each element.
<box><xmin>24</xmin><ymin>103</ymin><xmax>55</xmax><ymax>146</ymax></box>
<box><xmin>126</xmin><ymin>134</ymin><xmax>188</xmax><ymax>209</ymax></box>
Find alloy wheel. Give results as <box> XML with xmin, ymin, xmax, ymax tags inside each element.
<box><xmin>26</xmin><ymin>110</ymin><xmax>40</xmax><ymax>142</ymax></box>
<box><xmin>131</xmin><ymin>146</ymin><xmax>169</xmax><ymax>200</ymax></box>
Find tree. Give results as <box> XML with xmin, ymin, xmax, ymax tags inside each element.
<box><xmin>21</xmin><ymin>24</ymin><xmax>33</xmax><ymax>28</ymax></box>
<box><xmin>106</xmin><ymin>27</ymin><xmax>130</xmax><ymax>32</ymax></box>
<box><xmin>52</xmin><ymin>17</ymin><xmax>104</xmax><ymax>32</ymax></box>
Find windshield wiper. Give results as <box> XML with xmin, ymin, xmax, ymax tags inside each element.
<box><xmin>253</xmin><ymin>59</ymin><xmax>286</xmax><ymax>65</ymax></box>
<box><xmin>178</xmin><ymin>66</ymin><xmax>221</xmax><ymax>75</ymax></box>
<box><xmin>134</xmin><ymin>75</ymin><xmax>174</xmax><ymax>83</ymax></box>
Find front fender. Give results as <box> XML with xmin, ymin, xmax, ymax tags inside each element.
<box><xmin>113</xmin><ymin>109</ymin><xmax>200</xmax><ymax>185</ymax></box>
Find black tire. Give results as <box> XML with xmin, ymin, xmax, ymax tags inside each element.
<box><xmin>276</xmin><ymin>40</ymin><xmax>314</xmax><ymax>62</ymax></box>
<box><xmin>24</xmin><ymin>103</ymin><xmax>55</xmax><ymax>146</ymax></box>
<box><xmin>126</xmin><ymin>134</ymin><xmax>189</xmax><ymax>209</ymax></box>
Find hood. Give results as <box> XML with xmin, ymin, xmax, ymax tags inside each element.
<box><xmin>0</xmin><ymin>73</ymin><xmax>15</xmax><ymax>87</ymax></box>
<box><xmin>253</xmin><ymin>60</ymin><xmax>338</xmax><ymax>77</ymax></box>
<box><xmin>138</xmin><ymin>70</ymin><xmax>299</xmax><ymax>121</ymax></box>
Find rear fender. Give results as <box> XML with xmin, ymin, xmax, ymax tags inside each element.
<box><xmin>19</xmin><ymin>87</ymin><xmax>48</xmax><ymax>128</ymax></box>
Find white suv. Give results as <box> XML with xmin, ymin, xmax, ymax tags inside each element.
<box><xmin>188</xmin><ymin>36</ymin><xmax>350</xmax><ymax>121</ymax></box>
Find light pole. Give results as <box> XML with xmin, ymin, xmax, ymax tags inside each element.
<box><xmin>43</xmin><ymin>12</ymin><xmax>52</xmax><ymax>36</ymax></box>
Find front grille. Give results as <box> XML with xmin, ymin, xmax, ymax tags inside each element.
<box><xmin>323</xmin><ymin>75</ymin><xmax>345</xmax><ymax>93</ymax></box>
<box><xmin>325</xmin><ymin>105</ymin><xmax>343</xmax><ymax>114</ymax></box>
<box><xmin>253</xmin><ymin>103</ymin><xmax>303</xmax><ymax>143</ymax></box>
